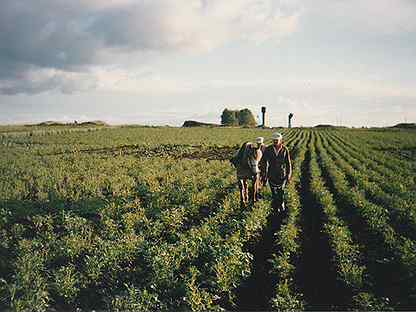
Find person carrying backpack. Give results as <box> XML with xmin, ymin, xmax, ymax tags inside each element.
<box><xmin>259</xmin><ymin>132</ymin><xmax>292</xmax><ymax>213</ymax></box>
<box><xmin>233</xmin><ymin>137</ymin><xmax>264</xmax><ymax>207</ymax></box>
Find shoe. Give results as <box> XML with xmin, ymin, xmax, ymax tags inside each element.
<box><xmin>277</xmin><ymin>202</ymin><xmax>286</xmax><ymax>213</ymax></box>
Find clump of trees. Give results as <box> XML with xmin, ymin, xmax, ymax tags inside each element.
<box><xmin>221</xmin><ymin>108</ymin><xmax>257</xmax><ymax>127</ymax></box>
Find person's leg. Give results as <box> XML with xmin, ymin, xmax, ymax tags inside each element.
<box><xmin>269</xmin><ymin>182</ymin><xmax>278</xmax><ymax>209</ymax></box>
<box><xmin>243</xmin><ymin>179</ymin><xmax>249</xmax><ymax>204</ymax></box>
<box><xmin>238</xmin><ymin>179</ymin><xmax>245</xmax><ymax>206</ymax></box>
<box><xmin>256</xmin><ymin>178</ymin><xmax>263</xmax><ymax>200</ymax></box>
<box><xmin>269</xmin><ymin>182</ymin><xmax>284</xmax><ymax>211</ymax></box>
<box><xmin>251</xmin><ymin>175</ymin><xmax>258</xmax><ymax>203</ymax></box>
<box><xmin>276</xmin><ymin>188</ymin><xmax>285</xmax><ymax>212</ymax></box>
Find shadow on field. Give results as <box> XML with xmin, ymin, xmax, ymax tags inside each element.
<box><xmin>181</xmin><ymin>183</ymin><xmax>237</xmax><ymax>231</ymax></box>
<box><xmin>231</xmin><ymin>208</ymin><xmax>286</xmax><ymax>311</ymax></box>
<box><xmin>296</xmin><ymin>147</ymin><xmax>350</xmax><ymax>310</ymax></box>
<box><xmin>0</xmin><ymin>197</ymin><xmax>106</xmax><ymax>228</ymax></box>
<box><xmin>375</xmin><ymin>146</ymin><xmax>416</xmax><ymax>161</ymax></box>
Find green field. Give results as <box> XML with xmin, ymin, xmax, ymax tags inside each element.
<box><xmin>0</xmin><ymin>126</ymin><xmax>415</xmax><ymax>311</ymax></box>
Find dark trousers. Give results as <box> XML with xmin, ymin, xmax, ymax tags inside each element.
<box><xmin>269</xmin><ymin>181</ymin><xmax>287</xmax><ymax>211</ymax></box>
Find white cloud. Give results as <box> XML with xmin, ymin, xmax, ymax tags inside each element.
<box><xmin>67</xmin><ymin>69</ymin><xmax>416</xmax><ymax>98</ymax></box>
<box><xmin>93</xmin><ymin>68</ymin><xmax>197</xmax><ymax>94</ymax></box>
<box><xmin>305</xmin><ymin>0</ymin><xmax>416</xmax><ymax>35</ymax></box>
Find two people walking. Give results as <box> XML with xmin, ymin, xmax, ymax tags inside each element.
<box><xmin>233</xmin><ymin>132</ymin><xmax>292</xmax><ymax>212</ymax></box>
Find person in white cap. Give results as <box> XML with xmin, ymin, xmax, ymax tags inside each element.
<box><xmin>233</xmin><ymin>137</ymin><xmax>264</xmax><ymax>206</ymax></box>
<box><xmin>254</xmin><ymin>136</ymin><xmax>267</xmax><ymax>200</ymax></box>
<box><xmin>259</xmin><ymin>132</ymin><xmax>292</xmax><ymax>212</ymax></box>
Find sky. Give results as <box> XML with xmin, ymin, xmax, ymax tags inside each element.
<box><xmin>0</xmin><ymin>0</ymin><xmax>415</xmax><ymax>127</ymax></box>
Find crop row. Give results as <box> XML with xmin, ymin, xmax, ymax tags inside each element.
<box><xmin>315</xmin><ymin>131</ymin><xmax>416</xmax><ymax>309</ymax></box>
<box><xmin>269</xmin><ymin>130</ymin><xmax>309</xmax><ymax>310</ymax></box>
<box><xmin>311</xmin><ymin>133</ymin><xmax>389</xmax><ymax>310</ymax></box>
<box><xmin>329</xmin><ymin>130</ymin><xmax>415</xmax><ymax>191</ymax></box>
<box><xmin>322</xmin><ymin>131</ymin><xmax>416</xmax><ymax>241</ymax></box>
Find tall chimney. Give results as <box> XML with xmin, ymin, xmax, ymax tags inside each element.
<box><xmin>288</xmin><ymin>113</ymin><xmax>294</xmax><ymax>128</ymax></box>
<box><xmin>261</xmin><ymin>106</ymin><xmax>266</xmax><ymax>128</ymax></box>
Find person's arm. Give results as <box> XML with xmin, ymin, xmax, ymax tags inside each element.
<box><xmin>285</xmin><ymin>147</ymin><xmax>292</xmax><ymax>183</ymax></box>
<box><xmin>256</xmin><ymin>149</ymin><xmax>262</xmax><ymax>162</ymax></box>
<box><xmin>259</xmin><ymin>148</ymin><xmax>268</xmax><ymax>183</ymax></box>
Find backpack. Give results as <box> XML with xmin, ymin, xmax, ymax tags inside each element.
<box><xmin>230</xmin><ymin>142</ymin><xmax>248</xmax><ymax>167</ymax></box>
<box><xmin>243</xmin><ymin>146</ymin><xmax>259</xmax><ymax>175</ymax></box>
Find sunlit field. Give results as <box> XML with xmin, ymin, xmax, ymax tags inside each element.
<box><xmin>1</xmin><ymin>126</ymin><xmax>415</xmax><ymax>311</ymax></box>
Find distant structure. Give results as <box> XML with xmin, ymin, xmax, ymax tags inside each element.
<box><xmin>182</xmin><ymin>120</ymin><xmax>220</xmax><ymax>127</ymax></box>
<box><xmin>288</xmin><ymin>113</ymin><xmax>294</xmax><ymax>128</ymax></box>
<box><xmin>261</xmin><ymin>106</ymin><xmax>267</xmax><ymax>128</ymax></box>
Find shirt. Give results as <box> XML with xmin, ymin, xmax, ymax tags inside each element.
<box><xmin>259</xmin><ymin>144</ymin><xmax>292</xmax><ymax>185</ymax></box>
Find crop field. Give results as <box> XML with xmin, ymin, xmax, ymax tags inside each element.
<box><xmin>0</xmin><ymin>126</ymin><xmax>415</xmax><ymax>311</ymax></box>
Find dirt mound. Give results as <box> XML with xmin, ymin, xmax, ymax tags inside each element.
<box><xmin>37</xmin><ymin>121</ymin><xmax>65</xmax><ymax>126</ymax></box>
<box><xmin>314</xmin><ymin>124</ymin><xmax>347</xmax><ymax>129</ymax></box>
<box><xmin>391</xmin><ymin>123</ymin><xmax>416</xmax><ymax>129</ymax></box>
<box><xmin>37</xmin><ymin>120</ymin><xmax>108</xmax><ymax>127</ymax></box>
<box><xmin>79</xmin><ymin>121</ymin><xmax>108</xmax><ymax>126</ymax></box>
<box><xmin>315</xmin><ymin>124</ymin><xmax>335</xmax><ymax>128</ymax></box>
<box><xmin>182</xmin><ymin>120</ymin><xmax>220</xmax><ymax>127</ymax></box>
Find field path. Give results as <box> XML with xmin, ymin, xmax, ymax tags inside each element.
<box><xmin>296</xmin><ymin>134</ymin><xmax>343</xmax><ymax>310</ymax></box>
<box><xmin>232</xmin><ymin>130</ymin><xmax>305</xmax><ymax>310</ymax></box>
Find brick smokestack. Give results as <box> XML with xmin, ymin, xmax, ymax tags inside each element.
<box><xmin>288</xmin><ymin>113</ymin><xmax>294</xmax><ymax>128</ymax></box>
<box><xmin>261</xmin><ymin>106</ymin><xmax>266</xmax><ymax>128</ymax></box>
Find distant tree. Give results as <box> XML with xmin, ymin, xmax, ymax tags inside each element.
<box><xmin>221</xmin><ymin>108</ymin><xmax>257</xmax><ymax>127</ymax></box>
<box><xmin>221</xmin><ymin>109</ymin><xmax>238</xmax><ymax>126</ymax></box>
<box><xmin>238</xmin><ymin>109</ymin><xmax>257</xmax><ymax>127</ymax></box>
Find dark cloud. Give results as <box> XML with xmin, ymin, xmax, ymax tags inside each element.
<box><xmin>0</xmin><ymin>0</ymin><xmax>104</xmax><ymax>93</ymax></box>
<box><xmin>0</xmin><ymin>1</ymin><xmax>101</xmax><ymax>73</ymax></box>
<box><xmin>0</xmin><ymin>0</ymin><xmax>300</xmax><ymax>94</ymax></box>
<box><xmin>0</xmin><ymin>69</ymin><xmax>97</xmax><ymax>95</ymax></box>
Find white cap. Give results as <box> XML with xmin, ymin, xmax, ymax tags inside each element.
<box><xmin>271</xmin><ymin>132</ymin><xmax>283</xmax><ymax>141</ymax></box>
<box><xmin>255</xmin><ymin>137</ymin><xmax>264</xmax><ymax>144</ymax></box>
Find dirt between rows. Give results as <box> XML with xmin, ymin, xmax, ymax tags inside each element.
<box><xmin>51</xmin><ymin>144</ymin><xmax>238</xmax><ymax>161</ymax></box>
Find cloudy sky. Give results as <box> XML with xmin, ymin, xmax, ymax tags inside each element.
<box><xmin>0</xmin><ymin>0</ymin><xmax>415</xmax><ymax>127</ymax></box>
